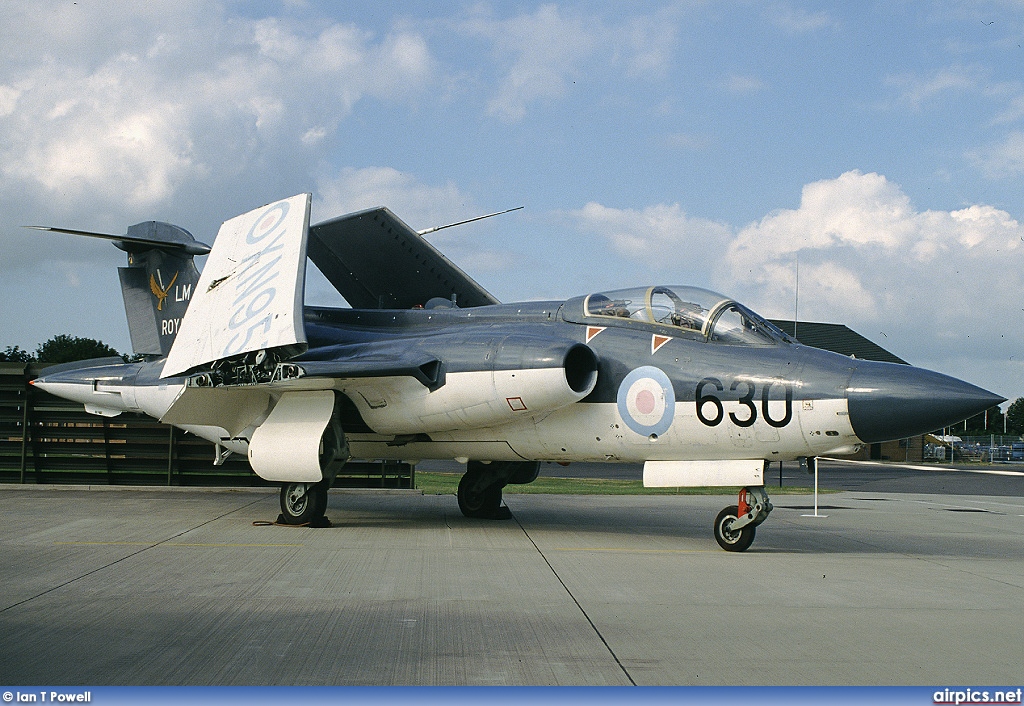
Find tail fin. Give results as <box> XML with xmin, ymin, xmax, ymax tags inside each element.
<box><xmin>118</xmin><ymin>222</ymin><xmax>210</xmax><ymax>356</ymax></box>
<box><xmin>28</xmin><ymin>222</ymin><xmax>211</xmax><ymax>357</ymax></box>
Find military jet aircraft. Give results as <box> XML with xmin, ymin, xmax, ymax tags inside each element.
<box><xmin>30</xmin><ymin>194</ymin><xmax>1004</xmax><ymax>551</ymax></box>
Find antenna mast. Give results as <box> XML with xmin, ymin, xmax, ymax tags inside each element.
<box><xmin>794</xmin><ymin>253</ymin><xmax>799</xmax><ymax>341</ymax></box>
<box><xmin>417</xmin><ymin>206</ymin><xmax>524</xmax><ymax>235</ymax></box>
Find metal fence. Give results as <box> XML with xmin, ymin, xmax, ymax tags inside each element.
<box><xmin>0</xmin><ymin>362</ymin><xmax>413</xmax><ymax>487</ymax></box>
<box><xmin>923</xmin><ymin>434</ymin><xmax>1024</xmax><ymax>463</ymax></box>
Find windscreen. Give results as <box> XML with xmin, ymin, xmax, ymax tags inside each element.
<box><xmin>583</xmin><ymin>285</ymin><xmax>787</xmax><ymax>346</ymax></box>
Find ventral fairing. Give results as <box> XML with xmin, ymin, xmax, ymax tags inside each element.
<box><xmin>30</xmin><ymin>194</ymin><xmax>1004</xmax><ymax>551</ymax></box>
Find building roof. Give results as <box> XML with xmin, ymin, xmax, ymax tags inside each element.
<box><xmin>768</xmin><ymin>320</ymin><xmax>909</xmax><ymax>365</ymax></box>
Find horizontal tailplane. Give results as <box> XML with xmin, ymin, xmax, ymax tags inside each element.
<box><xmin>27</xmin><ymin>222</ymin><xmax>211</xmax><ymax>357</ymax></box>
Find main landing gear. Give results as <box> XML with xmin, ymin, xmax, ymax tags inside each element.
<box><xmin>457</xmin><ymin>460</ymin><xmax>540</xmax><ymax>519</ymax></box>
<box><xmin>713</xmin><ymin>486</ymin><xmax>773</xmax><ymax>552</ymax></box>
<box><xmin>279</xmin><ymin>479</ymin><xmax>332</xmax><ymax>527</ymax></box>
<box><xmin>276</xmin><ymin>410</ymin><xmax>347</xmax><ymax>527</ymax></box>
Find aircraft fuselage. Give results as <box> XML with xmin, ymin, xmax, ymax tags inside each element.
<box><xmin>36</xmin><ymin>289</ymin><xmax>1000</xmax><ymax>477</ymax></box>
<box><xmin>297</xmin><ymin>300</ymin><xmax>851</xmax><ymax>465</ymax></box>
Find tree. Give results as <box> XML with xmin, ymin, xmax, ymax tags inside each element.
<box><xmin>1005</xmin><ymin>398</ymin><xmax>1024</xmax><ymax>436</ymax></box>
<box><xmin>34</xmin><ymin>335</ymin><xmax>124</xmax><ymax>364</ymax></box>
<box><xmin>0</xmin><ymin>345</ymin><xmax>34</xmax><ymax>363</ymax></box>
<box><xmin>964</xmin><ymin>405</ymin><xmax>1006</xmax><ymax>435</ymax></box>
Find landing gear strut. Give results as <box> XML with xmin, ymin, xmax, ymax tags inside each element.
<box><xmin>713</xmin><ymin>486</ymin><xmax>773</xmax><ymax>552</ymax></box>
<box><xmin>276</xmin><ymin>409</ymin><xmax>347</xmax><ymax>527</ymax></box>
<box><xmin>457</xmin><ymin>476</ymin><xmax>505</xmax><ymax>518</ymax></box>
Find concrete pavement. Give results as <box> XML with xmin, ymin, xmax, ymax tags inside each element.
<box><xmin>0</xmin><ymin>484</ymin><xmax>1021</xmax><ymax>685</ymax></box>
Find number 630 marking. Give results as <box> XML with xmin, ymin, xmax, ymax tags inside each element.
<box><xmin>695</xmin><ymin>377</ymin><xmax>793</xmax><ymax>428</ymax></box>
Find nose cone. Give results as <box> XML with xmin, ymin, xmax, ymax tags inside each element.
<box><xmin>847</xmin><ymin>361</ymin><xmax>1005</xmax><ymax>444</ymax></box>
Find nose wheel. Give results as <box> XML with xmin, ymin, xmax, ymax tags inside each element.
<box><xmin>713</xmin><ymin>486</ymin><xmax>772</xmax><ymax>552</ymax></box>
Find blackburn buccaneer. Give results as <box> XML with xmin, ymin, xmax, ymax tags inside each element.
<box><xmin>30</xmin><ymin>194</ymin><xmax>1004</xmax><ymax>551</ymax></box>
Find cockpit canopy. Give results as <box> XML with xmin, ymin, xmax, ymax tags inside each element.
<box><xmin>576</xmin><ymin>285</ymin><xmax>790</xmax><ymax>346</ymax></box>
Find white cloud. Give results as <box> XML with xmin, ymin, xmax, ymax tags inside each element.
<box><xmin>725</xmin><ymin>75</ymin><xmax>766</xmax><ymax>94</ymax></box>
<box><xmin>460</xmin><ymin>5</ymin><xmax>679</xmax><ymax>122</ymax></box>
<box><xmin>729</xmin><ymin>171</ymin><xmax>915</xmax><ymax>258</ymax></box>
<box><xmin>571</xmin><ymin>171</ymin><xmax>1024</xmax><ymax>391</ymax></box>
<box><xmin>0</xmin><ymin>5</ymin><xmax>436</xmax><ymax>231</ymax></box>
<box><xmin>462</xmin><ymin>5</ymin><xmax>597</xmax><ymax>122</ymax></box>
<box><xmin>665</xmin><ymin>131</ymin><xmax>712</xmax><ymax>151</ymax></box>
<box><xmin>885</xmin><ymin>66</ymin><xmax>979</xmax><ymax>108</ymax></box>
<box><xmin>0</xmin><ymin>84</ymin><xmax>20</xmax><ymax>117</ymax></box>
<box><xmin>618</xmin><ymin>12</ymin><xmax>678</xmax><ymax>78</ymax></box>
<box><xmin>315</xmin><ymin>166</ymin><xmax>470</xmax><ymax>229</ymax></box>
<box><xmin>301</xmin><ymin>127</ymin><xmax>328</xmax><ymax>146</ymax></box>
<box><xmin>725</xmin><ymin>171</ymin><xmax>1024</xmax><ymax>359</ymax></box>
<box><xmin>569</xmin><ymin>201</ymin><xmax>733</xmax><ymax>271</ymax></box>
<box><xmin>992</xmin><ymin>93</ymin><xmax>1024</xmax><ymax>125</ymax></box>
<box><xmin>769</xmin><ymin>6</ymin><xmax>836</xmax><ymax>34</ymax></box>
<box><xmin>968</xmin><ymin>130</ymin><xmax>1024</xmax><ymax>177</ymax></box>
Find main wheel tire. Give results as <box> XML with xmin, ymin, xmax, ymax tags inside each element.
<box><xmin>714</xmin><ymin>505</ymin><xmax>756</xmax><ymax>552</ymax></box>
<box><xmin>506</xmin><ymin>461</ymin><xmax>541</xmax><ymax>485</ymax></box>
<box><xmin>457</xmin><ymin>474</ymin><xmax>502</xmax><ymax>518</ymax></box>
<box><xmin>280</xmin><ymin>481</ymin><xmax>329</xmax><ymax>525</ymax></box>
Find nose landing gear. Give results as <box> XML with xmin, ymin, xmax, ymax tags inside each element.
<box><xmin>713</xmin><ymin>486</ymin><xmax>772</xmax><ymax>552</ymax></box>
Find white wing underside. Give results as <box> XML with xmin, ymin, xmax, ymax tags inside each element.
<box><xmin>162</xmin><ymin>194</ymin><xmax>311</xmax><ymax>379</ymax></box>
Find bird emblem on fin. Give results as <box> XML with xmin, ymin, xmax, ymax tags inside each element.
<box><xmin>149</xmin><ymin>270</ymin><xmax>178</xmax><ymax>311</ymax></box>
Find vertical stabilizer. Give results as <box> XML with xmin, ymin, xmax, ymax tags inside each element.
<box><xmin>119</xmin><ymin>222</ymin><xmax>205</xmax><ymax>355</ymax></box>
<box><xmin>26</xmin><ymin>221</ymin><xmax>212</xmax><ymax>358</ymax></box>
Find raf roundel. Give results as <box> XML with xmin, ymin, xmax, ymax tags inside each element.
<box><xmin>616</xmin><ymin>366</ymin><xmax>676</xmax><ymax>437</ymax></box>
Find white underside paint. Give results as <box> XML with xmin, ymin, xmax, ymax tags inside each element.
<box><xmin>36</xmin><ymin>369</ymin><xmax>862</xmax><ymax>487</ymax></box>
<box><xmin>159</xmin><ymin>385</ymin><xmax>273</xmax><ymax>437</ymax></box>
<box><xmin>346</xmin><ymin>396</ymin><xmax>860</xmax><ymax>465</ymax></box>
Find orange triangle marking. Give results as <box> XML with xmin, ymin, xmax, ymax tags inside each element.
<box><xmin>586</xmin><ymin>326</ymin><xmax>606</xmax><ymax>343</ymax></box>
<box><xmin>651</xmin><ymin>334</ymin><xmax>672</xmax><ymax>354</ymax></box>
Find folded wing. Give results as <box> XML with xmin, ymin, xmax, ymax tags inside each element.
<box><xmin>162</xmin><ymin>194</ymin><xmax>311</xmax><ymax>378</ymax></box>
<box><xmin>308</xmin><ymin>207</ymin><xmax>499</xmax><ymax>309</ymax></box>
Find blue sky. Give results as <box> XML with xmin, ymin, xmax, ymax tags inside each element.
<box><xmin>2</xmin><ymin>1</ymin><xmax>1023</xmax><ymax>405</ymax></box>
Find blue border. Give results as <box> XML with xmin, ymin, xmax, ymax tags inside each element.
<box><xmin>2</xmin><ymin>686</ymin><xmax>1021</xmax><ymax>706</ymax></box>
